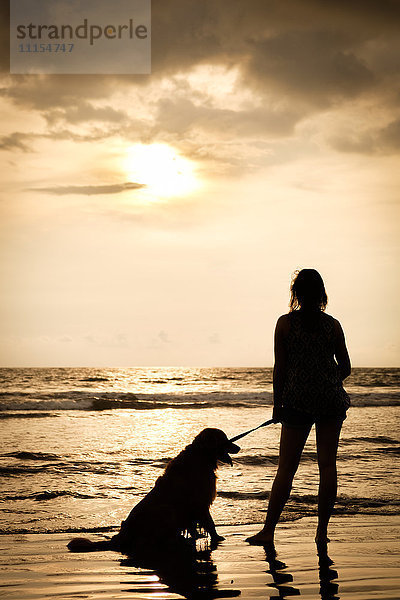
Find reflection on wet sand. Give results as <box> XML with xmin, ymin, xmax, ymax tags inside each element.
<box><xmin>264</xmin><ymin>543</ymin><xmax>300</xmax><ymax>597</ymax></box>
<box><xmin>114</xmin><ymin>525</ymin><xmax>343</xmax><ymax>600</ymax></box>
<box><xmin>120</xmin><ymin>537</ymin><xmax>241</xmax><ymax>599</ymax></box>
<box><xmin>317</xmin><ymin>542</ymin><xmax>340</xmax><ymax>600</ymax></box>
<box><xmin>262</xmin><ymin>541</ymin><xmax>340</xmax><ymax>599</ymax></box>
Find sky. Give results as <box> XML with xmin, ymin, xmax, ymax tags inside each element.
<box><xmin>1</xmin><ymin>0</ymin><xmax>399</xmax><ymax>367</ymax></box>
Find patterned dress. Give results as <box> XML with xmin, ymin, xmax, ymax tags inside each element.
<box><xmin>281</xmin><ymin>311</ymin><xmax>350</xmax><ymax>418</ymax></box>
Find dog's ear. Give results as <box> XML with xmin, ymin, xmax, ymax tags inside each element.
<box><xmin>192</xmin><ymin>428</ymin><xmax>213</xmax><ymax>450</ymax></box>
<box><xmin>192</xmin><ymin>428</ymin><xmax>228</xmax><ymax>452</ymax></box>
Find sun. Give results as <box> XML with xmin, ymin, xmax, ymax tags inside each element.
<box><xmin>124</xmin><ymin>144</ymin><xmax>198</xmax><ymax>199</ymax></box>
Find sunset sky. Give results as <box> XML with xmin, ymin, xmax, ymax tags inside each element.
<box><xmin>1</xmin><ymin>0</ymin><xmax>399</xmax><ymax>367</ymax></box>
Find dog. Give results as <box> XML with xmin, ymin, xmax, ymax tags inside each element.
<box><xmin>68</xmin><ymin>428</ymin><xmax>240</xmax><ymax>554</ymax></box>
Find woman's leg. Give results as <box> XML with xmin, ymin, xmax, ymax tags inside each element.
<box><xmin>315</xmin><ymin>419</ymin><xmax>342</xmax><ymax>543</ymax></box>
<box><xmin>246</xmin><ymin>424</ymin><xmax>310</xmax><ymax>544</ymax></box>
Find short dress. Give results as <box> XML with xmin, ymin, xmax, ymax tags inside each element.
<box><xmin>281</xmin><ymin>311</ymin><xmax>350</xmax><ymax>419</ymax></box>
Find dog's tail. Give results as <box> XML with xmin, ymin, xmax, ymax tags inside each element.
<box><xmin>67</xmin><ymin>537</ymin><xmax>112</xmax><ymax>552</ymax></box>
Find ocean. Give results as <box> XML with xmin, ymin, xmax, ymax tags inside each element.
<box><xmin>1</xmin><ymin>367</ymin><xmax>399</xmax><ymax>537</ymax></box>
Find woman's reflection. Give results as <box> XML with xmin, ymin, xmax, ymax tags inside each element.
<box><xmin>263</xmin><ymin>541</ymin><xmax>340</xmax><ymax>599</ymax></box>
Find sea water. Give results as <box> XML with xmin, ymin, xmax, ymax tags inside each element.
<box><xmin>0</xmin><ymin>367</ymin><xmax>399</xmax><ymax>536</ymax></box>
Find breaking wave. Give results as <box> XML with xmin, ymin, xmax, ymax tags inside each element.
<box><xmin>3</xmin><ymin>451</ymin><xmax>61</xmax><ymax>460</ymax></box>
<box><xmin>0</xmin><ymin>525</ymin><xmax>116</xmax><ymax>535</ymax></box>
<box><xmin>2</xmin><ymin>490</ymin><xmax>97</xmax><ymax>501</ymax></box>
<box><xmin>0</xmin><ymin>389</ymin><xmax>399</xmax><ymax>412</ymax></box>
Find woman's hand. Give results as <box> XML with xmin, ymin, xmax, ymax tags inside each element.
<box><xmin>272</xmin><ymin>405</ymin><xmax>283</xmax><ymax>423</ymax></box>
<box><xmin>333</xmin><ymin>318</ymin><xmax>351</xmax><ymax>380</ymax></box>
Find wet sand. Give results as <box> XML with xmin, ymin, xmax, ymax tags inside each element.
<box><xmin>0</xmin><ymin>515</ymin><xmax>399</xmax><ymax>599</ymax></box>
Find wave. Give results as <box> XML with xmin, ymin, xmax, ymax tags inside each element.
<box><xmin>376</xmin><ymin>446</ymin><xmax>400</xmax><ymax>454</ymax></box>
<box><xmin>0</xmin><ymin>456</ymin><xmax>169</xmax><ymax>478</ymax></box>
<box><xmin>3</xmin><ymin>451</ymin><xmax>61</xmax><ymax>460</ymax></box>
<box><xmin>218</xmin><ymin>490</ymin><xmax>400</xmax><ymax>511</ymax></box>
<box><xmin>0</xmin><ymin>412</ymin><xmax>58</xmax><ymax>419</ymax></box>
<box><xmin>0</xmin><ymin>389</ymin><xmax>399</xmax><ymax>412</ymax></box>
<box><xmin>232</xmin><ymin>451</ymin><xmax>364</xmax><ymax>466</ymax></box>
<box><xmin>2</xmin><ymin>440</ymin><xmax>398</xmax><ymax>478</ymax></box>
<box><xmin>233</xmin><ymin>442</ymin><xmax>400</xmax><ymax>466</ymax></box>
<box><xmin>347</xmin><ymin>368</ymin><xmax>400</xmax><ymax>387</ymax></box>
<box><xmin>2</xmin><ymin>492</ymin><xmax>399</xmax><ymax>535</ymax></box>
<box><xmin>342</xmin><ymin>435</ymin><xmax>399</xmax><ymax>445</ymax></box>
<box><xmin>234</xmin><ymin>455</ymin><xmax>279</xmax><ymax>466</ymax></box>
<box><xmin>2</xmin><ymin>490</ymin><xmax>97</xmax><ymax>501</ymax></box>
<box><xmin>218</xmin><ymin>490</ymin><xmax>270</xmax><ymax>500</ymax></box>
<box><xmin>0</xmin><ymin>465</ymin><xmax>51</xmax><ymax>475</ymax></box>
<box><xmin>4</xmin><ymin>449</ymin><xmax>396</xmax><ymax>480</ymax></box>
<box><xmin>0</xmin><ymin>525</ymin><xmax>117</xmax><ymax>535</ymax></box>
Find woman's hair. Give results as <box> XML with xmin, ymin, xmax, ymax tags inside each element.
<box><xmin>289</xmin><ymin>269</ymin><xmax>328</xmax><ymax>312</ymax></box>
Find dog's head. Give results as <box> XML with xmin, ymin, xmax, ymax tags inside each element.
<box><xmin>191</xmin><ymin>428</ymin><xmax>240</xmax><ymax>466</ymax></box>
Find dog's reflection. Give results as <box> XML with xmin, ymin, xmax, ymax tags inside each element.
<box><xmin>120</xmin><ymin>536</ymin><xmax>241</xmax><ymax>599</ymax></box>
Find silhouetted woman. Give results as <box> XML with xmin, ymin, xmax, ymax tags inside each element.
<box><xmin>247</xmin><ymin>269</ymin><xmax>351</xmax><ymax>546</ymax></box>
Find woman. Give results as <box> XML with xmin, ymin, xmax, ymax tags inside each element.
<box><xmin>247</xmin><ymin>269</ymin><xmax>351</xmax><ymax>546</ymax></box>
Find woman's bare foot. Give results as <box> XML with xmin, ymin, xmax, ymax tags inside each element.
<box><xmin>245</xmin><ymin>529</ymin><xmax>274</xmax><ymax>545</ymax></box>
<box><xmin>315</xmin><ymin>527</ymin><xmax>330</xmax><ymax>544</ymax></box>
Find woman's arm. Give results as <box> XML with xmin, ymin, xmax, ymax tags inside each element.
<box><xmin>333</xmin><ymin>319</ymin><xmax>351</xmax><ymax>380</ymax></box>
<box><xmin>272</xmin><ymin>315</ymin><xmax>289</xmax><ymax>420</ymax></box>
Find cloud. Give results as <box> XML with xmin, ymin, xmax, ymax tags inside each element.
<box><xmin>380</xmin><ymin>118</ymin><xmax>400</xmax><ymax>150</ymax></box>
<box><xmin>329</xmin><ymin>117</ymin><xmax>400</xmax><ymax>155</ymax></box>
<box><xmin>208</xmin><ymin>333</ymin><xmax>220</xmax><ymax>344</ymax></box>
<box><xmin>158</xmin><ymin>330</ymin><xmax>171</xmax><ymax>344</ymax></box>
<box><xmin>84</xmin><ymin>333</ymin><xmax>129</xmax><ymax>347</ymax></box>
<box><xmin>154</xmin><ymin>97</ymin><xmax>301</xmax><ymax>138</ymax></box>
<box><xmin>0</xmin><ymin>132</ymin><xmax>34</xmax><ymax>152</ymax></box>
<box><xmin>45</xmin><ymin>101</ymin><xmax>129</xmax><ymax>125</ymax></box>
<box><xmin>150</xmin><ymin>0</ymin><xmax>397</xmax><ymax>101</ymax></box>
<box><xmin>244</xmin><ymin>32</ymin><xmax>375</xmax><ymax>108</ymax></box>
<box><xmin>0</xmin><ymin>75</ymin><xmax>123</xmax><ymax>111</ymax></box>
<box><xmin>0</xmin><ymin>127</ymin><xmax>125</xmax><ymax>153</ymax></box>
<box><xmin>31</xmin><ymin>182</ymin><xmax>145</xmax><ymax>195</ymax></box>
<box><xmin>3</xmin><ymin>0</ymin><xmax>400</xmax><ymax>79</ymax></box>
<box><xmin>58</xmin><ymin>335</ymin><xmax>73</xmax><ymax>343</ymax></box>
<box><xmin>1</xmin><ymin>0</ymin><xmax>400</xmax><ymax>162</ymax></box>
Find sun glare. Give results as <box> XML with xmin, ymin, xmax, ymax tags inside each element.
<box><xmin>124</xmin><ymin>144</ymin><xmax>198</xmax><ymax>199</ymax></box>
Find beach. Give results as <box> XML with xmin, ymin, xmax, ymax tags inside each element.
<box><xmin>1</xmin><ymin>515</ymin><xmax>399</xmax><ymax>599</ymax></box>
<box><xmin>1</xmin><ymin>367</ymin><xmax>399</xmax><ymax>598</ymax></box>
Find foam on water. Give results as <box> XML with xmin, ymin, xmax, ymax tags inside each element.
<box><xmin>1</xmin><ymin>366</ymin><xmax>399</xmax><ymax>411</ymax></box>
<box><xmin>0</xmin><ymin>367</ymin><xmax>399</xmax><ymax>535</ymax></box>
<box><xmin>0</xmin><ymin>390</ymin><xmax>399</xmax><ymax>412</ymax></box>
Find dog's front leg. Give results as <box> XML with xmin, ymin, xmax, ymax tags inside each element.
<box><xmin>198</xmin><ymin>509</ymin><xmax>225</xmax><ymax>546</ymax></box>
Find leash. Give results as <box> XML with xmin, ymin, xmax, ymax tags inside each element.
<box><xmin>229</xmin><ymin>418</ymin><xmax>275</xmax><ymax>442</ymax></box>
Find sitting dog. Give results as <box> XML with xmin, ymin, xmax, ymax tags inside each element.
<box><xmin>68</xmin><ymin>428</ymin><xmax>240</xmax><ymax>553</ymax></box>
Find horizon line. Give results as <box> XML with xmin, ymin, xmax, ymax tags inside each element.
<box><xmin>0</xmin><ymin>365</ymin><xmax>398</xmax><ymax>369</ymax></box>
